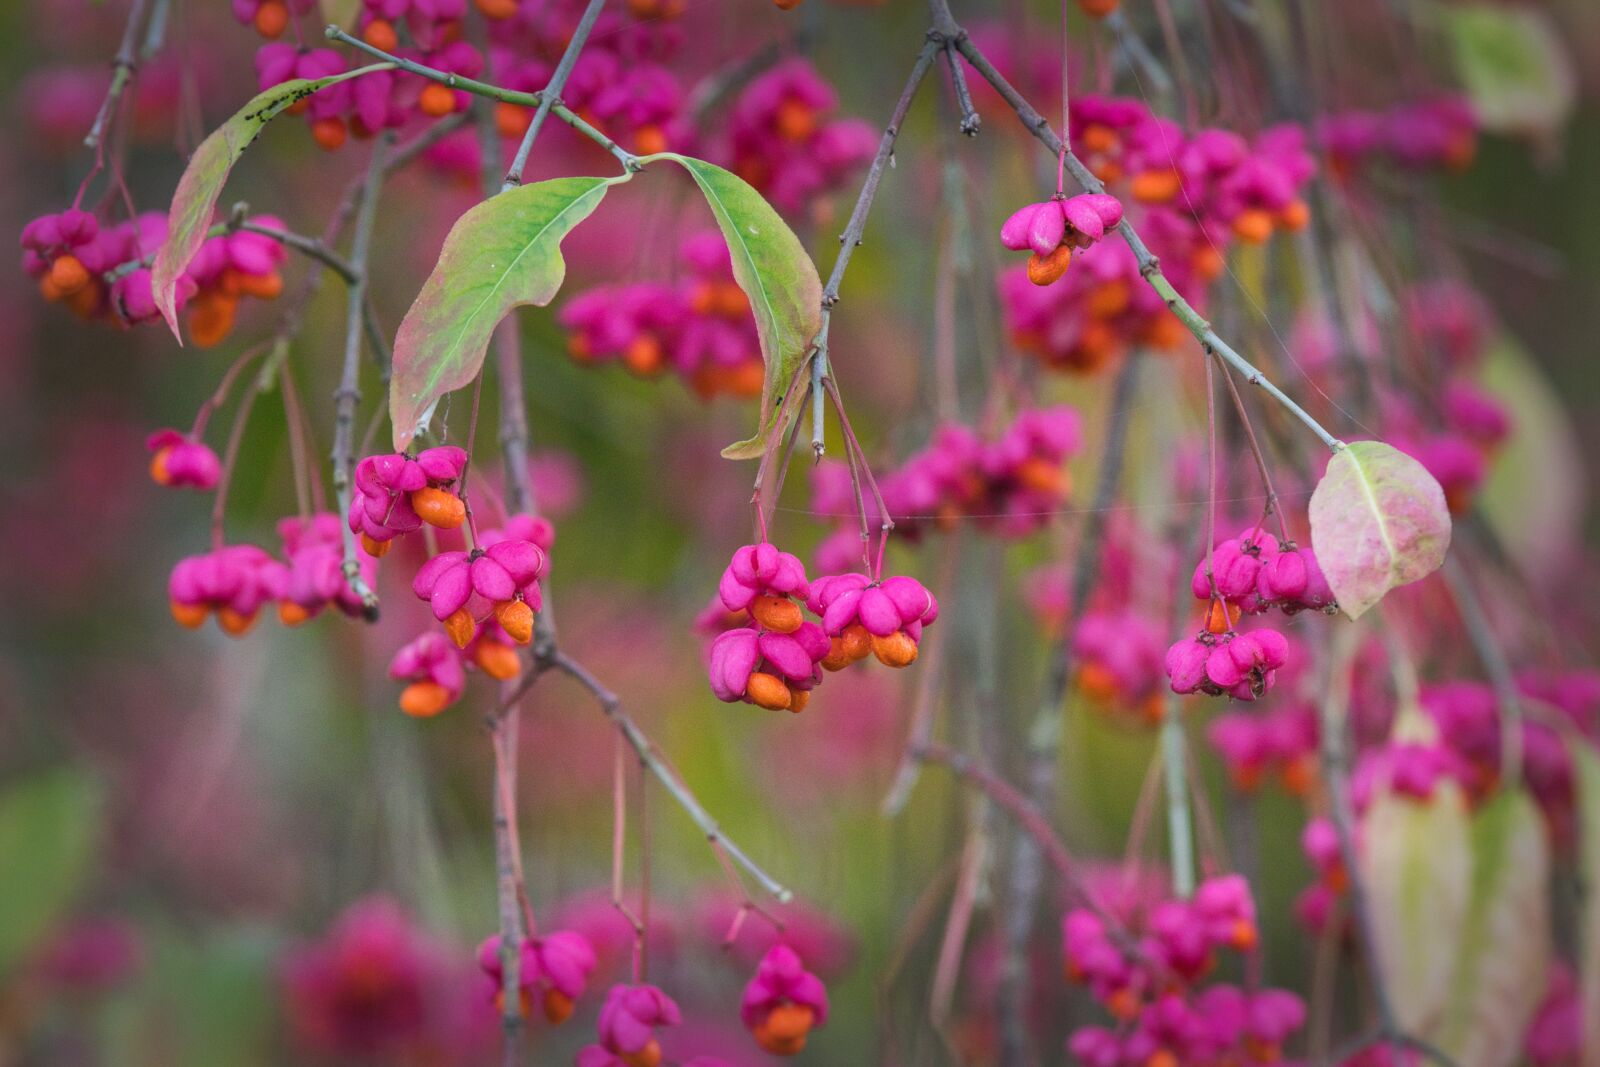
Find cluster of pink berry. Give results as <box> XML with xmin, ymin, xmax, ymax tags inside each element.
<box><xmin>1000</xmin><ymin>235</ymin><xmax>1194</xmax><ymax>372</ymax></box>
<box><xmin>1071</xmin><ymin>96</ymin><xmax>1316</xmax><ymax>246</ymax></box>
<box><xmin>810</xmin><ymin>405</ymin><xmax>1082</xmax><ymax>569</ymax></box>
<box><xmin>282</xmin><ymin>897</ymin><xmax>494</xmax><ymax>1062</ymax></box>
<box><xmin>1063</xmin><ymin>875</ymin><xmax>1307</xmax><ymax>1066</ymax></box>
<box><xmin>168</xmin><ymin>512</ymin><xmax>381</xmax><ymax>635</ymax></box>
<box><xmin>347</xmin><ymin>446</ymin><xmax>470</xmax><ymax>556</ymax></box>
<box><xmin>146</xmin><ymin>429</ymin><xmax>221</xmax><ymax>490</ymax></box>
<box><xmin>474</xmin><ymin>930</ymin><xmax>596</xmax><ymax>1024</ymax></box>
<box><xmin>558</xmin><ymin>231</ymin><xmax>765</xmax><ymax>400</ymax></box>
<box><xmin>21</xmin><ymin>209</ymin><xmax>288</xmax><ymax>344</ymax></box>
<box><xmin>1071</xmin><ymin>610</ymin><xmax>1170</xmax><ymax>722</ymax></box>
<box><xmin>1207</xmin><ymin>703</ymin><xmax>1319</xmax><ymax>794</ymax></box>
<box><xmin>723</xmin><ymin>58</ymin><xmax>877</xmax><ymax>216</ymax></box>
<box><xmin>999</xmin><ymin>191</ymin><xmax>1125</xmax><ymax>286</ymax></box>
<box><xmin>1415</xmin><ymin>673</ymin><xmax>1598</xmax><ymax>842</ymax></box>
<box><xmin>389</xmin><ymin>514</ymin><xmax>554</xmax><ymax>716</ymax></box>
<box><xmin>707</xmin><ymin>543</ymin><xmax>938</xmax><ymax>713</ymax></box>
<box><xmin>1320</xmin><ymin>96</ymin><xmax>1478</xmax><ymax>179</ymax></box>
<box><xmin>1165</xmin><ymin>528</ymin><xmax>1332</xmax><ymax>702</ymax></box>
<box><xmin>739</xmin><ymin>944</ymin><xmax>829</xmax><ymax>1055</ymax></box>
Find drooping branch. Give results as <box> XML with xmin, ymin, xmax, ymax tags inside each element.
<box><xmin>927</xmin><ymin>0</ymin><xmax>1345</xmax><ymax>454</ymax></box>
<box><xmin>549</xmin><ymin>653</ymin><xmax>794</xmax><ymax>902</ymax></box>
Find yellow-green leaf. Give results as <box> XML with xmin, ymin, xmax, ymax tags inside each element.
<box><xmin>1359</xmin><ymin>779</ymin><xmax>1471</xmax><ymax>1034</ymax></box>
<box><xmin>1436</xmin><ymin>788</ymin><xmax>1551</xmax><ymax>1067</ymax></box>
<box><xmin>643</xmin><ymin>154</ymin><xmax>823</xmax><ymax>459</ymax></box>
<box><xmin>388</xmin><ymin>175</ymin><xmax>627</xmax><ymax>450</ymax></box>
<box><xmin>151</xmin><ymin>65</ymin><xmax>386</xmax><ymax>340</ymax></box>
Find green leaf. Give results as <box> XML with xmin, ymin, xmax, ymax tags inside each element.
<box><xmin>1436</xmin><ymin>788</ymin><xmax>1551</xmax><ymax>1067</ymax></box>
<box><xmin>388</xmin><ymin>175</ymin><xmax>626</xmax><ymax>450</ymax></box>
<box><xmin>643</xmin><ymin>154</ymin><xmax>823</xmax><ymax>459</ymax></box>
<box><xmin>0</xmin><ymin>768</ymin><xmax>102</xmax><ymax>978</ymax></box>
<box><xmin>1309</xmin><ymin>440</ymin><xmax>1452</xmax><ymax>620</ymax></box>
<box><xmin>1574</xmin><ymin>744</ymin><xmax>1600</xmax><ymax>1065</ymax></box>
<box><xmin>151</xmin><ymin>65</ymin><xmax>387</xmax><ymax>341</ymax></box>
<box><xmin>1359</xmin><ymin>778</ymin><xmax>1471</xmax><ymax>1034</ymax></box>
<box><xmin>1446</xmin><ymin>4</ymin><xmax>1575</xmax><ymax>138</ymax></box>
<box><xmin>1477</xmin><ymin>338</ymin><xmax>1586</xmax><ymax>579</ymax></box>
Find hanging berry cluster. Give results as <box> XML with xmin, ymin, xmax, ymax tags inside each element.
<box><xmin>1063</xmin><ymin>875</ymin><xmax>1308</xmax><ymax>1067</ymax></box>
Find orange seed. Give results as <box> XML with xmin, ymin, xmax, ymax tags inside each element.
<box><xmin>411</xmin><ymin>486</ymin><xmax>466</xmax><ymax>530</ymax></box>
<box><xmin>750</xmin><ymin>594</ymin><xmax>803</xmax><ymax>634</ymax></box>
<box><xmin>745</xmin><ymin>671</ymin><xmax>792</xmax><ymax>711</ymax></box>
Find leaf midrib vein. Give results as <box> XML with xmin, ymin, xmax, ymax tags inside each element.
<box><xmin>421</xmin><ymin>180</ymin><xmax>607</xmax><ymax>399</ymax></box>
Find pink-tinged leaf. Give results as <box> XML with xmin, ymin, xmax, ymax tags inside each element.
<box><xmin>1309</xmin><ymin>440</ymin><xmax>1452</xmax><ymax>620</ymax></box>
<box><xmin>640</xmin><ymin>154</ymin><xmax>823</xmax><ymax>460</ymax></box>
<box><xmin>1359</xmin><ymin>775</ymin><xmax>1471</xmax><ymax>1035</ymax></box>
<box><xmin>1436</xmin><ymin>788</ymin><xmax>1552</xmax><ymax>1067</ymax></box>
<box><xmin>388</xmin><ymin>175</ymin><xmax>627</xmax><ymax>450</ymax></box>
<box><xmin>151</xmin><ymin>65</ymin><xmax>387</xmax><ymax>341</ymax></box>
<box><xmin>1574</xmin><ymin>744</ymin><xmax>1600</xmax><ymax>1067</ymax></box>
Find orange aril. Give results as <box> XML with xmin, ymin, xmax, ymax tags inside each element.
<box><xmin>411</xmin><ymin>486</ymin><xmax>466</xmax><ymax>530</ymax></box>
<box><xmin>495</xmin><ymin>599</ymin><xmax>534</xmax><ymax>645</ymax></box>
<box><xmin>400</xmin><ymin>680</ymin><xmax>454</xmax><ymax>717</ymax></box>
<box><xmin>745</xmin><ymin>671</ymin><xmax>792</xmax><ymax>710</ymax></box>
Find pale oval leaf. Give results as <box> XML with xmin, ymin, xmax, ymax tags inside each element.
<box><xmin>151</xmin><ymin>65</ymin><xmax>386</xmax><ymax>340</ymax></box>
<box><xmin>1436</xmin><ymin>788</ymin><xmax>1551</xmax><ymax>1067</ymax></box>
<box><xmin>1359</xmin><ymin>779</ymin><xmax>1471</xmax><ymax>1034</ymax></box>
<box><xmin>1309</xmin><ymin>440</ymin><xmax>1452</xmax><ymax>620</ymax></box>
<box><xmin>1446</xmin><ymin>4</ymin><xmax>1576</xmax><ymax>139</ymax></box>
<box><xmin>1478</xmin><ymin>338</ymin><xmax>1587</xmax><ymax>579</ymax></box>
<box><xmin>643</xmin><ymin>153</ymin><xmax>823</xmax><ymax>459</ymax></box>
<box><xmin>388</xmin><ymin>175</ymin><xmax>627</xmax><ymax>450</ymax></box>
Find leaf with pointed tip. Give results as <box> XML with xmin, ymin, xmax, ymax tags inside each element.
<box><xmin>1436</xmin><ymin>788</ymin><xmax>1551</xmax><ymax>1067</ymax></box>
<box><xmin>151</xmin><ymin>65</ymin><xmax>386</xmax><ymax>340</ymax></box>
<box><xmin>1309</xmin><ymin>440</ymin><xmax>1452</xmax><ymax>620</ymax></box>
<box><xmin>643</xmin><ymin>154</ymin><xmax>822</xmax><ymax>459</ymax></box>
<box><xmin>1359</xmin><ymin>778</ymin><xmax>1471</xmax><ymax>1035</ymax></box>
<box><xmin>388</xmin><ymin>175</ymin><xmax>627</xmax><ymax>450</ymax></box>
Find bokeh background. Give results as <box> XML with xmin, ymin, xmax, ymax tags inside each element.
<box><xmin>2</xmin><ymin>0</ymin><xmax>1598</xmax><ymax>1063</ymax></box>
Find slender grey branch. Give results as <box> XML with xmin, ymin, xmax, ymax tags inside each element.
<box><xmin>328</xmin><ymin>137</ymin><xmax>390</xmax><ymax>619</ymax></box>
<box><xmin>501</xmin><ymin>0</ymin><xmax>607</xmax><ymax>192</ymax></box>
<box><xmin>549</xmin><ymin>652</ymin><xmax>794</xmax><ymax>902</ymax></box>
<box><xmin>84</xmin><ymin>0</ymin><xmax>152</xmax><ymax>150</ymax></box>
